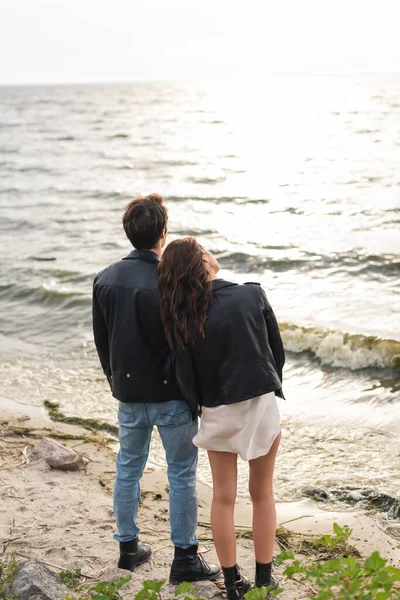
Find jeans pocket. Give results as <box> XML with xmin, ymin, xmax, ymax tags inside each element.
<box><xmin>118</xmin><ymin>402</ymin><xmax>136</xmax><ymax>423</ymax></box>
<box><xmin>156</xmin><ymin>400</ymin><xmax>191</xmax><ymax>427</ymax></box>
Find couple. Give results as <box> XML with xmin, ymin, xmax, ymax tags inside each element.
<box><xmin>92</xmin><ymin>193</ymin><xmax>285</xmax><ymax>600</ymax></box>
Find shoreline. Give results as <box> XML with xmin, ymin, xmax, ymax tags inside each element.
<box><xmin>0</xmin><ymin>405</ymin><xmax>399</xmax><ymax>599</ymax></box>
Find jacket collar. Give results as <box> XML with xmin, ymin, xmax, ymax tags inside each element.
<box><xmin>122</xmin><ymin>249</ymin><xmax>160</xmax><ymax>262</ymax></box>
<box><xmin>212</xmin><ymin>279</ymin><xmax>238</xmax><ymax>292</ymax></box>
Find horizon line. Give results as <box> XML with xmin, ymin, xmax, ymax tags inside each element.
<box><xmin>1</xmin><ymin>72</ymin><xmax>400</xmax><ymax>87</ymax></box>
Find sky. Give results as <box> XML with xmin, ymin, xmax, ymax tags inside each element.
<box><xmin>0</xmin><ymin>0</ymin><xmax>400</xmax><ymax>84</ymax></box>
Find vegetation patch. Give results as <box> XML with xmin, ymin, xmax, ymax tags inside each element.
<box><xmin>58</xmin><ymin>568</ymin><xmax>83</xmax><ymax>588</ymax></box>
<box><xmin>277</xmin><ymin>522</ymin><xmax>361</xmax><ymax>560</ymax></box>
<box><xmin>275</xmin><ymin>545</ymin><xmax>400</xmax><ymax>599</ymax></box>
<box><xmin>44</xmin><ymin>401</ymin><xmax>118</xmax><ymax>438</ymax></box>
<box><xmin>0</xmin><ymin>547</ymin><xmax>17</xmax><ymax>599</ymax></box>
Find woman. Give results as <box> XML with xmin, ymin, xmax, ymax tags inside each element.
<box><xmin>158</xmin><ymin>238</ymin><xmax>285</xmax><ymax>600</ymax></box>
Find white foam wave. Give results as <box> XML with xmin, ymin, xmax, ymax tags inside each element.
<box><xmin>281</xmin><ymin>324</ymin><xmax>400</xmax><ymax>370</ymax></box>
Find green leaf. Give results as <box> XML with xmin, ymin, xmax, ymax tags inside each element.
<box><xmin>93</xmin><ymin>582</ymin><xmax>108</xmax><ymax>593</ymax></box>
<box><xmin>315</xmin><ymin>534</ymin><xmax>331</xmax><ymax>548</ymax></box>
<box><xmin>134</xmin><ymin>589</ymin><xmax>152</xmax><ymax>600</ymax></box>
<box><xmin>333</xmin><ymin>522</ymin><xmax>343</xmax><ymax>537</ymax></box>
<box><xmin>375</xmin><ymin>592</ymin><xmax>392</xmax><ymax>600</ymax></box>
<box><xmin>385</xmin><ymin>566</ymin><xmax>400</xmax><ymax>578</ymax></box>
<box><xmin>274</xmin><ymin>550</ymin><xmax>295</xmax><ymax>565</ymax></box>
<box><xmin>323</xmin><ymin>558</ymin><xmax>343</xmax><ymax>572</ymax></box>
<box><xmin>375</xmin><ymin>571</ymin><xmax>391</xmax><ymax>585</ymax></box>
<box><xmin>314</xmin><ymin>590</ymin><xmax>333</xmax><ymax>600</ymax></box>
<box><xmin>284</xmin><ymin>563</ymin><xmax>307</xmax><ymax>579</ymax></box>
<box><xmin>364</xmin><ymin>551</ymin><xmax>386</xmax><ymax>573</ymax></box>
<box><xmin>175</xmin><ymin>582</ymin><xmax>196</xmax><ymax>596</ymax></box>
<box><xmin>143</xmin><ymin>579</ymin><xmax>165</xmax><ymax>592</ymax></box>
<box><xmin>244</xmin><ymin>588</ymin><xmax>268</xmax><ymax>600</ymax></box>
<box><xmin>115</xmin><ymin>574</ymin><xmax>132</xmax><ymax>589</ymax></box>
<box><xmin>270</xmin><ymin>588</ymin><xmax>284</xmax><ymax>597</ymax></box>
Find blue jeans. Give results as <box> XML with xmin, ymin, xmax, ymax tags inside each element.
<box><xmin>114</xmin><ymin>400</ymin><xmax>199</xmax><ymax>549</ymax></box>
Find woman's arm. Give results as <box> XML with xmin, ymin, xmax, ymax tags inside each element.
<box><xmin>174</xmin><ymin>344</ymin><xmax>202</xmax><ymax>420</ymax></box>
<box><xmin>260</xmin><ymin>288</ymin><xmax>285</xmax><ymax>383</ymax></box>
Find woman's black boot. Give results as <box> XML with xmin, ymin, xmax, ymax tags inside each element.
<box><xmin>222</xmin><ymin>565</ymin><xmax>251</xmax><ymax>600</ymax></box>
<box><xmin>255</xmin><ymin>561</ymin><xmax>279</xmax><ymax>590</ymax></box>
<box><xmin>118</xmin><ymin>538</ymin><xmax>151</xmax><ymax>571</ymax></box>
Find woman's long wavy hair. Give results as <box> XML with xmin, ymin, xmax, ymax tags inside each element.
<box><xmin>158</xmin><ymin>237</ymin><xmax>212</xmax><ymax>350</ymax></box>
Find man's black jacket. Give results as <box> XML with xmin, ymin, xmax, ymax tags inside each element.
<box><xmin>175</xmin><ymin>279</ymin><xmax>285</xmax><ymax>418</ymax></box>
<box><xmin>92</xmin><ymin>249</ymin><xmax>181</xmax><ymax>403</ymax></box>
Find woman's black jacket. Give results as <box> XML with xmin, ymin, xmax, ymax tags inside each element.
<box><xmin>174</xmin><ymin>279</ymin><xmax>285</xmax><ymax>419</ymax></box>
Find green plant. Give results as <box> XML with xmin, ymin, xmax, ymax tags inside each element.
<box><xmin>135</xmin><ymin>580</ymin><xmax>204</xmax><ymax>600</ymax></box>
<box><xmin>90</xmin><ymin>574</ymin><xmax>132</xmax><ymax>600</ymax></box>
<box><xmin>314</xmin><ymin>523</ymin><xmax>352</xmax><ymax>553</ymax></box>
<box><xmin>244</xmin><ymin>585</ymin><xmax>283</xmax><ymax>599</ymax></box>
<box><xmin>276</xmin><ymin>546</ymin><xmax>400</xmax><ymax>599</ymax></box>
<box><xmin>0</xmin><ymin>547</ymin><xmax>17</xmax><ymax>599</ymax></box>
<box><xmin>58</xmin><ymin>568</ymin><xmax>83</xmax><ymax>588</ymax></box>
<box><xmin>297</xmin><ymin>522</ymin><xmax>360</xmax><ymax>560</ymax></box>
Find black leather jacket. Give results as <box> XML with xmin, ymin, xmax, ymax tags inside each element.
<box><xmin>93</xmin><ymin>249</ymin><xmax>181</xmax><ymax>404</ymax></box>
<box><xmin>175</xmin><ymin>279</ymin><xmax>285</xmax><ymax>418</ymax></box>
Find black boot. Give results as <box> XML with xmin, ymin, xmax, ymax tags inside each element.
<box><xmin>222</xmin><ymin>565</ymin><xmax>251</xmax><ymax>600</ymax></box>
<box><xmin>118</xmin><ymin>538</ymin><xmax>151</xmax><ymax>571</ymax></box>
<box><xmin>169</xmin><ymin>545</ymin><xmax>220</xmax><ymax>583</ymax></box>
<box><xmin>255</xmin><ymin>561</ymin><xmax>279</xmax><ymax>590</ymax></box>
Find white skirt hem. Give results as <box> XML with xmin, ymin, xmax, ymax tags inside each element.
<box><xmin>194</xmin><ymin>430</ymin><xmax>281</xmax><ymax>461</ymax></box>
<box><xmin>193</xmin><ymin>391</ymin><xmax>281</xmax><ymax>461</ymax></box>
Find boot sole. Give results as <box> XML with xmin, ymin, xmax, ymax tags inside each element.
<box><xmin>169</xmin><ymin>572</ymin><xmax>221</xmax><ymax>584</ymax></box>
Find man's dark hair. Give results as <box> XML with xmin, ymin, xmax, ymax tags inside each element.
<box><xmin>123</xmin><ymin>193</ymin><xmax>168</xmax><ymax>250</ymax></box>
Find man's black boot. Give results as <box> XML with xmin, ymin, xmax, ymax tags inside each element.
<box><xmin>222</xmin><ymin>565</ymin><xmax>251</xmax><ymax>600</ymax></box>
<box><xmin>255</xmin><ymin>561</ymin><xmax>279</xmax><ymax>591</ymax></box>
<box><xmin>118</xmin><ymin>538</ymin><xmax>151</xmax><ymax>571</ymax></box>
<box><xmin>169</xmin><ymin>545</ymin><xmax>220</xmax><ymax>583</ymax></box>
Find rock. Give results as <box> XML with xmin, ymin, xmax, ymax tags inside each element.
<box><xmin>368</xmin><ymin>493</ymin><xmax>400</xmax><ymax>520</ymax></box>
<box><xmin>191</xmin><ymin>580</ymin><xmax>223</xmax><ymax>599</ymax></box>
<box><xmin>11</xmin><ymin>559</ymin><xmax>70</xmax><ymax>600</ymax></box>
<box><xmin>302</xmin><ymin>486</ymin><xmax>330</xmax><ymax>500</ymax></box>
<box><xmin>31</xmin><ymin>438</ymin><xmax>89</xmax><ymax>471</ymax></box>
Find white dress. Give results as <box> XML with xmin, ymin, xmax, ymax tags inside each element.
<box><xmin>193</xmin><ymin>391</ymin><xmax>281</xmax><ymax>461</ymax></box>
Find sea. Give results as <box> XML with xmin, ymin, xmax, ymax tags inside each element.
<box><xmin>1</xmin><ymin>77</ymin><xmax>399</xmax><ymax>535</ymax></box>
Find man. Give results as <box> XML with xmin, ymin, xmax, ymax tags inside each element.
<box><xmin>92</xmin><ymin>193</ymin><xmax>220</xmax><ymax>583</ymax></box>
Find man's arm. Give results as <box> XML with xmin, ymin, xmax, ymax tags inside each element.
<box><xmin>260</xmin><ymin>287</ymin><xmax>285</xmax><ymax>382</ymax></box>
<box><xmin>92</xmin><ymin>281</ymin><xmax>112</xmax><ymax>389</ymax></box>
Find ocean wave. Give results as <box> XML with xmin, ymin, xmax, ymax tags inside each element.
<box><xmin>216</xmin><ymin>249</ymin><xmax>400</xmax><ymax>277</ymax></box>
<box><xmin>29</xmin><ymin>256</ymin><xmax>57</xmax><ymax>262</ymax></box>
<box><xmin>0</xmin><ymin>147</ymin><xmax>19</xmax><ymax>154</ymax></box>
<box><xmin>108</xmin><ymin>133</ymin><xmax>130</xmax><ymax>139</ymax></box>
<box><xmin>13</xmin><ymin>165</ymin><xmax>58</xmax><ymax>175</ymax></box>
<box><xmin>200</xmin><ymin>119</ymin><xmax>225</xmax><ymax>124</ymax></box>
<box><xmin>167</xmin><ymin>194</ymin><xmax>260</xmax><ymax>204</ymax></box>
<box><xmin>1</xmin><ymin>279</ymin><xmax>399</xmax><ymax>371</ymax></box>
<box><xmin>56</xmin><ymin>135</ymin><xmax>76</xmax><ymax>141</ymax></box>
<box><xmin>0</xmin><ymin>283</ymin><xmax>90</xmax><ymax>308</ymax></box>
<box><xmin>185</xmin><ymin>176</ymin><xmax>227</xmax><ymax>185</ymax></box>
<box><xmin>171</xmin><ymin>227</ymin><xmax>218</xmax><ymax>236</ymax></box>
<box><xmin>281</xmin><ymin>323</ymin><xmax>400</xmax><ymax>370</ymax></box>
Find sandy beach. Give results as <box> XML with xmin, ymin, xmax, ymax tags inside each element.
<box><xmin>0</xmin><ymin>400</ymin><xmax>398</xmax><ymax>599</ymax></box>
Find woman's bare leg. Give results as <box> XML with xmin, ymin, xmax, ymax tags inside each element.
<box><xmin>207</xmin><ymin>450</ymin><xmax>238</xmax><ymax>567</ymax></box>
<box><xmin>249</xmin><ymin>434</ymin><xmax>281</xmax><ymax>563</ymax></box>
